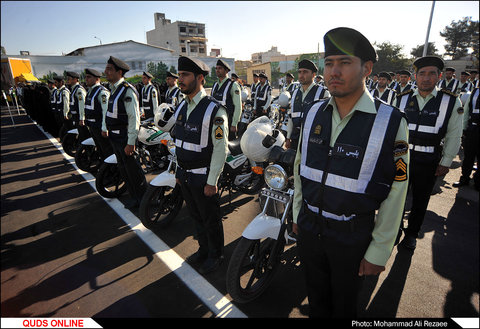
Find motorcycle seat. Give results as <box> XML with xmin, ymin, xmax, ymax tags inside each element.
<box><xmin>228</xmin><ymin>139</ymin><xmax>243</xmax><ymax>156</ymax></box>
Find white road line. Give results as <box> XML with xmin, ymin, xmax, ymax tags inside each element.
<box><xmin>33</xmin><ymin>121</ymin><xmax>247</xmax><ymax>318</ymax></box>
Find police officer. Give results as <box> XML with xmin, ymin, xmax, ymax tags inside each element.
<box><xmin>370</xmin><ymin>72</ymin><xmax>396</xmax><ymax>105</ymax></box>
<box><xmin>283</xmin><ymin>72</ymin><xmax>298</xmax><ymax>94</ymax></box>
<box><xmin>470</xmin><ymin>70</ymin><xmax>479</xmax><ymax>88</ymax></box>
<box><xmin>140</xmin><ymin>71</ymin><xmax>159</xmax><ymax>119</ymax></box>
<box><xmin>395</xmin><ymin>70</ymin><xmax>415</xmax><ymax>93</ymax></box>
<box><xmin>48</xmin><ymin>79</ymin><xmax>58</xmax><ymax>126</ymax></box>
<box><xmin>164</xmin><ymin>71</ymin><xmax>183</xmax><ymax>107</ymax></box>
<box><xmin>250</xmin><ymin>73</ymin><xmax>260</xmax><ymax>102</ymax></box>
<box><xmin>81</xmin><ymin>68</ymin><xmax>113</xmax><ymax>160</ymax></box>
<box><xmin>456</xmin><ymin>71</ymin><xmax>473</xmax><ymax>94</ymax></box>
<box><xmin>174</xmin><ymin>56</ymin><xmax>229</xmax><ymax>274</ymax></box>
<box><xmin>395</xmin><ymin>56</ymin><xmax>463</xmax><ymax>249</ymax></box>
<box><xmin>65</xmin><ymin>71</ymin><xmax>88</xmax><ymax>142</ymax></box>
<box><xmin>253</xmin><ymin>73</ymin><xmax>272</xmax><ymax>117</ymax></box>
<box><xmin>285</xmin><ymin>59</ymin><xmax>330</xmax><ymax>150</ymax></box>
<box><xmin>211</xmin><ymin>59</ymin><xmax>242</xmax><ymax>140</ymax></box>
<box><xmin>438</xmin><ymin>67</ymin><xmax>459</xmax><ymax>91</ymax></box>
<box><xmin>453</xmin><ymin>87</ymin><xmax>479</xmax><ymax>190</ymax></box>
<box><xmin>368</xmin><ymin>73</ymin><xmax>378</xmax><ymax>91</ymax></box>
<box><xmin>53</xmin><ymin>75</ymin><xmax>69</xmax><ymax>138</ymax></box>
<box><xmin>388</xmin><ymin>72</ymin><xmax>398</xmax><ymax>90</ymax></box>
<box><xmin>292</xmin><ymin>27</ymin><xmax>409</xmax><ymax>318</ymax></box>
<box><xmin>102</xmin><ymin>56</ymin><xmax>146</xmax><ymax>209</ymax></box>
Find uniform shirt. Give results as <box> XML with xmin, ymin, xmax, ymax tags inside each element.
<box><xmin>254</xmin><ymin>82</ymin><xmax>272</xmax><ymax>111</ymax></box>
<box><xmin>456</xmin><ymin>81</ymin><xmax>472</xmax><ymax>93</ymax></box>
<box><xmin>166</xmin><ymin>85</ymin><xmax>184</xmax><ymax>106</ymax></box>
<box><xmin>58</xmin><ymin>85</ymin><xmax>70</xmax><ymax>115</ymax></box>
<box><xmin>141</xmin><ymin>82</ymin><xmax>159</xmax><ymax>116</ymax></box>
<box><xmin>463</xmin><ymin>88</ymin><xmax>479</xmax><ymax>130</ymax></box>
<box><xmin>66</xmin><ymin>83</ymin><xmax>86</xmax><ymax>118</ymax></box>
<box><xmin>411</xmin><ymin>86</ymin><xmax>463</xmax><ymax>167</ymax></box>
<box><xmin>84</xmin><ymin>82</ymin><xmax>110</xmax><ymax>125</ymax></box>
<box><xmin>183</xmin><ymin>88</ymin><xmax>228</xmax><ymax>186</ymax></box>
<box><xmin>292</xmin><ymin>90</ymin><xmax>409</xmax><ymax>266</ymax></box>
<box><xmin>372</xmin><ymin>87</ymin><xmax>396</xmax><ymax>105</ymax></box>
<box><xmin>102</xmin><ymin>78</ymin><xmax>140</xmax><ymax>146</ymax></box>
<box><xmin>215</xmin><ymin>76</ymin><xmax>242</xmax><ymax>127</ymax></box>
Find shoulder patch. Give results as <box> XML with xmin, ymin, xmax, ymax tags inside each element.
<box><xmin>215</xmin><ymin>126</ymin><xmax>224</xmax><ymax>140</ymax></box>
<box><xmin>394</xmin><ymin>140</ymin><xmax>409</xmax><ymax>157</ymax></box>
<box><xmin>125</xmin><ymin>96</ymin><xmax>132</xmax><ymax>103</ymax></box>
<box><xmin>214</xmin><ymin>117</ymin><xmax>224</xmax><ymax>125</ymax></box>
<box><xmin>457</xmin><ymin>107</ymin><xmax>464</xmax><ymax>114</ymax></box>
<box><xmin>394</xmin><ymin>158</ymin><xmax>407</xmax><ymax>182</ymax></box>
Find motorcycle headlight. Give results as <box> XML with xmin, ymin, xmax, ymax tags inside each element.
<box><xmin>167</xmin><ymin>139</ymin><xmax>176</xmax><ymax>155</ymax></box>
<box><xmin>264</xmin><ymin>164</ymin><xmax>287</xmax><ymax>191</ymax></box>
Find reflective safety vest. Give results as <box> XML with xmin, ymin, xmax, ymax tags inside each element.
<box><xmin>56</xmin><ymin>86</ymin><xmax>68</xmax><ymax>114</ymax></box>
<box><xmin>211</xmin><ymin>79</ymin><xmax>234</xmax><ymax>118</ymax></box>
<box><xmin>85</xmin><ymin>84</ymin><xmax>107</xmax><ymax>129</ymax></box>
<box><xmin>438</xmin><ymin>78</ymin><xmax>459</xmax><ymax>92</ymax></box>
<box><xmin>141</xmin><ymin>84</ymin><xmax>157</xmax><ymax>119</ymax></box>
<box><xmin>69</xmin><ymin>84</ymin><xmax>86</xmax><ymax>123</ymax></box>
<box><xmin>290</xmin><ymin>84</ymin><xmax>327</xmax><ymax>141</ymax></box>
<box><xmin>173</xmin><ymin>96</ymin><xmax>221</xmax><ymax>184</ymax></box>
<box><xmin>255</xmin><ymin>83</ymin><xmax>271</xmax><ymax>110</ymax></box>
<box><xmin>466</xmin><ymin>88</ymin><xmax>480</xmax><ymax>129</ymax></box>
<box><xmin>50</xmin><ymin>88</ymin><xmax>57</xmax><ymax>111</ymax></box>
<box><xmin>105</xmin><ymin>81</ymin><xmax>137</xmax><ymax>141</ymax></box>
<box><xmin>370</xmin><ymin>87</ymin><xmax>396</xmax><ymax>105</ymax></box>
<box><xmin>299</xmin><ymin>99</ymin><xmax>404</xmax><ymax>219</ymax></box>
<box><xmin>395</xmin><ymin>88</ymin><xmax>457</xmax><ymax>164</ymax></box>
<box><xmin>165</xmin><ymin>86</ymin><xmax>180</xmax><ymax>106</ymax></box>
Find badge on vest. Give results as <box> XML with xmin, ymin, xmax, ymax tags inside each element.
<box><xmin>185</xmin><ymin>123</ymin><xmax>200</xmax><ymax>133</ymax></box>
<box><xmin>394</xmin><ymin>158</ymin><xmax>407</xmax><ymax>182</ymax></box>
<box><xmin>215</xmin><ymin>126</ymin><xmax>224</xmax><ymax>139</ymax></box>
<box><xmin>314</xmin><ymin>125</ymin><xmax>322</xmax><ymax>135</ymax></box>
<box><xmin>333</xmin><ymin>143</ymin><xmax>363</xmax><ymax>160</ymax></box>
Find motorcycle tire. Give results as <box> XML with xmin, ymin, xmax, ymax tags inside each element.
<box><xmin>226</xmin><ymin>236</ymin><xmax>285</xmax><ymax>303</ymax></box>
<box><xmin>95</xmin><ymin>162</ymin><xmax>128</xmax><ymax>198</ymax></box>
<box><xmin>74</xmin><ymin>144</ymin><xmax>102</xmax><ymax>174</ymax></box>
<box><xmin>139</xmin><ymin>184</ymin><xmax>184</xmax><ymax>230</ymax></box>
<box><xmin>61</xmin><ymin>133</ymin><xmax>79</xmax><ymax>157</ymax></box>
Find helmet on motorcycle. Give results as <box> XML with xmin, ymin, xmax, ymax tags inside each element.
<box><xmin>276</xmin><ymin>91</ymin><xmax>291</xmax><ymax>108</ymax></box>
<box><xmin>241</xmin><ymin>87</ymin><xmax>249</xmax><ymax>102</ymax></box>
<box><xmin>137</xmin><ymin>124</ymin><xmax>162</xmax><ymax>146</ymax></box>
<box><xmin>240</xmin><ymin>116</ymin><xmax>286</xmax><ymax>162</ymax></box>
<box><xmin>154</xmin><ymin>103</ymin><xmax>176</xmax><ymax>132</ymax></box>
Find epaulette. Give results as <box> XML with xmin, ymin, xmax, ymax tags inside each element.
<box><xmin>397</xmin><ymin>88</ymin><xmax>414</xmax><ymax>97</ymax></box>
<box><xmin>440</xmin><ymin>88</ymin><xmax>458</xmax><ymax>98</ymax></box>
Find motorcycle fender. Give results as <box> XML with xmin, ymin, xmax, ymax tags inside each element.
<box><xmin>242</xmin><ymin>213</ymin><xmax>281</xmax><ymax>240</ymax></box>
<box><xmin>81</xmin><ymin>137</ymin><xmax>95</xmax><ymax>146</ymax></box>
<box><xmin>67</xmin><ymin>128</ymin><xmax>79</xmax><ymax>134</ymax></box>
<box><xmin>149</xmin><ymin>171</ymin><xmax>176</xmax><ymax>188</ymax></box>
<box><xmin>104</xmin><ymin>154</ymin><xmax>117</xmax><ymax>164</ymax></box>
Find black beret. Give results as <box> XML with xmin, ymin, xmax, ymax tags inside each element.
<box><xmin>47</xmin><ymin>79</ymin><xmax>55</xmax><ymax>84</ymax></box>
<box><xmin>107</xmin><ymin>56</ymin><xmax>130</xmax><ymax>73</ymax></box>
<box><xmin>216</xmin><ymin>59</ymin><xmax>231</xmax><ymax>72</ymax></box>
<box><xmin>66</xmin><ymin>71</ymin><xmax>80</xmax><ymax>78</ymax></box>
<box><xmin>470</xmin><ymin>70</ymin><xmax>478</xmax><ymax>74</ymax></box>
<box><xmin>85</xmin><ymin>68</ymin><xmax>102</xmax><ymax>77</ymax></box>
<box><xmin>378</xmin><ymin>72</ymin><xmax>391</xmax><ymax>79</ymax></box>
<box><xmin>298</xmin><ymin>59</ymin><xmax>318</xmax><ymax>73</ymax></box>
<box><xmin>231</xmin><ymin>72</ymin><xmax>239</xmax><ymax>79</ymax></box>
<box><xmin>445</xmin><ymin>67</ymin><xmax>455</xmax><ymax>72</ymax></box>
<box><xmin>285</xmin><ymin>72</ymin><xmax>294</xmax><ymax>79</ymax></box>
<box><xmin>53</xmin><ymin>75</ymin><xmax>64</xmax><ymax>81</ymax></box>
<box><xmin>259</xmin><ymin>73</ymin><xmax>268</xmax><ymax>79</ymax></box>
<box><xmin>178</xmin><ymin>56</ymin><xmax>210</xmax><ymax>76</ymax></box>
<box><xmin>413</xmin><ymin>56</ymin><xmax>444</xmax><ymax>72</ymax></box>
<box><xmin>166</xmin><ymin>71</ymin><xmax>178</xmax><ymax>79</ymax></box>
<box><xmin>253</xmin><ymin>73</ymin><xmax>259</xmax><ymax>77</ymax></box>
<box><xmin>398</xmin><ymin>70</ymin><xmax>411</xmax><ymax>76</ymax></box>
<box><xmin>324</xmin><ymin>27</ymin><xmax>377</xmax><ymax>63</ymax></box>
<box><xmin>143</xmin><ymin>71</ymin><xmax>153</xmax><ymax>79</ymax></box>
<box><xmin>316</xmin><ymin>75</ymin><xmax>323</xmax><ymax>80</ymax></box>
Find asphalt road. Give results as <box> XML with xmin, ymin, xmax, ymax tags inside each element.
<box><xmin>1</xmin><ymin>105</ymin><xmax>478</xmax><ymax>323</ymax></box>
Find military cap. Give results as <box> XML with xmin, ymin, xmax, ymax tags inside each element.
<box><xmin>470</xmin><ymin>70</ymin><xmax>478</xmax><ymax>74</ymax></box>
<box><xmin>231</xmin><ymin>72</ymin><xmax>239</xmax><ymax>79</ymax></box>
<box><xmin>85</xmin><ymin>68</ymin><xmax>102</xmax><ymax>77</ymax></box>
<box><xmin>398</xmin><ymin>70</ymin><xmax>411</xmax><ymax>76</ymax></box>
<box><xmin>53</xmin><ymin>75</ymin><xmax>64</xmax><ymax>81</ymax></box>
<box><xmin>253</xmin><ymin>73</ymin><xmax>259</xmax><ymax>77</ymax></box>
<box><xmin>298</xmin><ymin>59</ymin><xmax>318</xmax><ymax>73</ymax></box>
<box><xmin>66</xmin><ymin>71</ymin><xmax>80</xmax><ymax>79</ymax></box>
<box><xmin>460</xmin><ymin>71</ymin><xmax>470</xmax><ymax>76</ymax></box>
<box><xmin>107</xmin><ymin>56</ymin><xmax>130</xmax><ymax>73</ymax></box>
<box><xmin>286</xmin><ymin>72</ymin><xmax>294</xmax><ymax>79</ymax></box>
<box><xmin>324</xmin><ymin>27</ymin><xmax>377</xmax><ymax>63</ymax></box>
<box><xmin>216</xmin><ymin>59</ymin><xmax>231</xmax><ymax>72</ymax></box>
<box><xmin>47</xmin><ymin>79</ymin><xmax>55</xmax><ymax>84</ymax></box>
<box><xmin>259</xmin><ymin>73</ymin><xmax>268</xmax><ymax>79</ymax></box>
<box><xmin>445</xmin><ymin>67</ymin><xmax>455</xmax><ymax>72</ymax></box>
<box><xmin>316</xmin><ymin>75</ymin><xmax>324</xmax><ymax>80</ymax></box>
<box><xmin>166</xmin><ymin>71</ymin><xmax>179</xmax><ymax>79</ymax></box>
<box><xmin>143</xmin><ymin>71</ymin><xmax>153</xmax><ymax>79</ymax></box>
<box><xmin>378</xmin><ymin>72</ymin><xmax>391</xmax><ymax>79</ymax></box>
<box><xmin>412</xmin><ymin>56</ymin><xmax>444</xmax><ymax>72</ymax></box>
<box><xmin>178</xmin><ymin>56</ymin><xmax>210</xmax><ymax>76</ymax></box>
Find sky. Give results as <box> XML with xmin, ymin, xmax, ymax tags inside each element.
<box><xmin>1</xmin><ymin>1</ymin><xmax>479</xmax><ymax>61</ymax></box>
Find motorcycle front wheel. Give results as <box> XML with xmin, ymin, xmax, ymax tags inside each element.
<box><xmin>74</xmin><ymin>144</ymin><xmax>102</xmax><ymax>173</ymax></box>
<box><xmin>226</xmin><ymin>236</ymin><xmax>285</xmax><ymax>303</ymax></box>
<box><xmin>95</xmin><ymin>162</ymin><xmax>128</xmax><ymax>198</ymax></box>
<box><xmin>139</xmin><ymin>184</ymin><xmax>184</xmax><ymax>230</ymax></box>
<box><xmin>61</xmin><ymin>133</ymin><xmax>79</xmax><ymax>157</ymax></box>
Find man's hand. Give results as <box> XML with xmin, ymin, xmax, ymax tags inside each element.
<box><xmin>230</xmin><ymin>126</ymin><xmax>237</xmax><ymax>134</ymax></box>
<box><xmin>435</xmin><ymin>165</ymin><xmax>449</xmax><ymax>176</ymax></box>
<box><xmin>285</xmin><ymin>138</ymin><xmax>291</xmax><ymax>149</ymax></box>
<box><xmin>124</xmin><ymin>144</ymin><xmax>135</xmax><ymax>156</ymax></box>
<box><xmin>358</xmin><ymin>258</ymin><xmax>385</xmax><ymax>276</ymax></box>
<box><xmin>292</xmin><ymin>222</ymin><xmax>298</xmax><ymax>234</ymax></box>
<box><xmin>79</xmin><ymin>120</ymin><xmax>85</xmax><ymax>126</ymax></box>
<box><xmin>204</xmin><ymin>184</ymin><xmax>217</xmax><ymax>197</ymax></box>
<box><xmin>101</xmin><ymin>131</ymin><xmax>108</xmax><ymax>138</ymax></box>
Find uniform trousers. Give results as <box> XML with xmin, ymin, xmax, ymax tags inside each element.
<box><xmin>404</xmin><ymin>160</ymin><xmax>438</xmax><ymax>238</ymax></box>
<box><xmin>297</xmin><ymin>208</ymin><xmax>374</xmax><ymax>317</ymax></box>
<box><xmin>87</xmin><ymin>125</ymin><xmax>113</xmax><ymax>160</ymax></box>
<box><xmin>179</xmin><ymin>174</ymin><xmax>224</xmax><ymax>259</ymax></box>
<box><xmin>461</xmin><ymin>127</ymin><xmax>479</xmax><ymax>185</ymax></box>
<box><xmin>109</xmin><ymin>138</ymin><xmax>147</xmax><ymax>204</ymax></box>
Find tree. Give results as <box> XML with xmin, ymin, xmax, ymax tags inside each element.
<box><xmin>372</xmin><ymin>41</ymin><xmax>412</xmax><ymax>74</ymax></box>
<box><xmin>440</xmin><ymin>16</ymin><xmax>477</xmax><ymax>60</ymax></box>
<box><xmin>410</xmin><ymin>42</ymin><xmax>439</xmax><ymax>58</ymax></box>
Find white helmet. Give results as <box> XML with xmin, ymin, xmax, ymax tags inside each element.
<box><xmin>138</xmin><ymin>124</ymin><xmax>162</xmax><ymax>146</ymax></box>
<box><xmin>154</xmin><ymin>103</ymin><xmax>176</xmax><ymax>132</ymax></box>
<box><xmin>241</xmin><ymin>87</ymin><xmax>249</xmax><ymax>102</ymax></box>
<box><xmin>240</xmin><ymin>116</ymin><xmax>285</xmax><ymax>162</ymax></box>
<box><xmin>276</xmin><ymin>91</ymin><xmax>291</xmax><ymax>108</ymax></box>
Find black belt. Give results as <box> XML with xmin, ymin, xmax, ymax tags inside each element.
<box><xmin>303</xmin><ymin>204</ymin><xmax>374</xmax><ymax>233</ymax></box>
<box><xmin>177</xmin><ymin>158</ymin><xmax>210</xmax><ymax>170</ymax></box>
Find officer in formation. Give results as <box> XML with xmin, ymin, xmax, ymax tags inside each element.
<box><xmin>388</xmin><ymin>72</ymin><xmax>398</xmax><ymax>90</ymax></box>
<box><xmin>211</xmin><ymin>59</ymin><xmax>242</xmax><ymax>140</ymax></box>
<box><xmin>65</xmin><ymin>71</ymin><xmax>89</xmax><ymax>142</ymax></box>
<box><xmin>394</xmin><ymin>56</ymin><xmax>463</xmax><ymax>250</ymax></box>
<box><xmin>48</xmin><ymin>79</ymin><xmax>59</xmax><ymax>129</ymax></box>
<box><xmin>470</xmin><ymin>70</ymin><xmax>479</xmax><ymax>88</ymax></box>
<box><xmin>282</xmin><ymin>72</ymin><xmax>299</xmax><ymax>94</ymax></box>
<box><xmin>291</xmin><ymin>27</ymin><xmax>409</xmax><ymax>317</ymax></box>
<box><xmin>285</xmin><ymin>59</ymin><xmax>329</xmax><ymax>150</ymax></box>
<box><xmin>456</xmin><ymin>71</ymin><xmax>473</xmax><ymax>93</ymax></box>
<box><xmin>140</xmin><ymin>71</ymin><xmax>159</xmax><ymax>119</ymax></box>
<box><xmin>250</xmin><ymin>73</ymin><xmax>260</xmax><ymax>102</ymax></box>
<box><xmin>453</xmin><ymin>86</ymin><xmax>479</xmax><ymax>190</ymax></box>
<box><xmin>395</xmin><ymin>70</ymin><xmax>415</xmax><ymax>93</ymax></box>
<box><xmin>173</xmin><ymin>56</ymin><xmax>229</xmax><ymax>274</ymax></box>
<box><xmin>253</xmin><ymin>72</ymin><xmax>272</xmax><ymax>117</ymax></box>
<box><xmin>370</xmin><ymin>72</ymin><xmax>396</xmax><ymax>105</ymax></box>
<box><xmin>102</xmin><ymin>56</ymin><xmax>147</xmax><ymax>209</ymax></box>
<box><xmin>367</xmin><ymin>73</ymin><xmax>378</xmax><ymax>90</ymax></box>
<box><xmin>81</xmin><ymin>68</ymin><xmax>113</xmax><ymax>161</ymax></box>
<box><xmin>53</xmin><ymin>75</ymin><xmax>69</xmax><ymax>136</ymax></box>
<box><xmin>438</xmin><ymin>67</ymin><xmax>459</xmax><ymax>91</ymax></box>
<box><xmin>164</xmin><ymin>71</ymin><xmax>183</xmax><ymax>107</ymax></box>
<box><xmin>314</xmin><ymin>74</ymin><xmax>324</xmax><ymax>85</ymax></box>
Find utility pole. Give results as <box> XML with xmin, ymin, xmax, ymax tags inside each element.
<box><xmin>422</xmin><ymin>1</ymin><xmax>435</xmax><ymax>57</ymax></box>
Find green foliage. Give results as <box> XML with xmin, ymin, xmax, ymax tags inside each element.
<box><xmin>293</xmin><ymin>53</ymin><xmax>323</xmax><ymax>75</ymax></box>
<box><xmin>440</xmin><ymin>16</ymin><xmax>478</xmax><ymax>60</ymax></box>
<box><xmin>372</xmin><ymin>41</ymin><xmax>412</xmax><ymax>74</ymax></box>
<box><xmin>410</xmin><ymin>42</ymin><xmax>439</xmax><ymax>58</ymax></box>
<box><xmin>146</xmin><ymin>61</ymin><xmax>170</xmax><ymax>83</ymax></box>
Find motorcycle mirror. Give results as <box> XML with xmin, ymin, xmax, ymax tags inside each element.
<box><xmin>262</xmin><ymin>134</ymin><xmax>276</xmax><ymax>148</ymax></box>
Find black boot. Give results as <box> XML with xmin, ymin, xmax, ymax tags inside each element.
<box><xmin>453</xmin><ymin>176</ymin><xmax>470</xmax><ymax>188</ymax></box>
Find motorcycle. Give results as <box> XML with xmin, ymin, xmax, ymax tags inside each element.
<box><xmin>61</xmin><ymin>128</ymin><xmax>81</xmax><ymax>157</ymax></box>
<box><xmin>226</xmin><ymin>145</ymin><xmax>296</xmax><ymax>303</ymax></box>
<box><xmin>74</xmin><ymin>137</ymin><xmax>102</xmax><ymax>174</ymax></box>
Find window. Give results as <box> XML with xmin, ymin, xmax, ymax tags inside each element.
<box><xmin>181</xmin><ymin>47</ymin><xmax>186</xmax><ymax>53</ymax></box>
<box><xmin>189</xmin><ymin>28</ymin><xmax>195</xmax><ymax>34</ymax></box>
<box><xmin>197</xmin><ymin>28</ymin><xmax>204</xmax><ymax>35</ymax></box>
<box><xmin>190</xmin><ymin>47</ymin><xmax>197</xmax><ymax>53</ymax></box>
<box><xmin>179</xmin><ymin>26</ymin><xmax>186</xmax><ymax>33</ymax></box>
<box><xmin>199</xmin><ymin>48</ymin><xmax>205</xmax><ymax>54</ymax></box>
